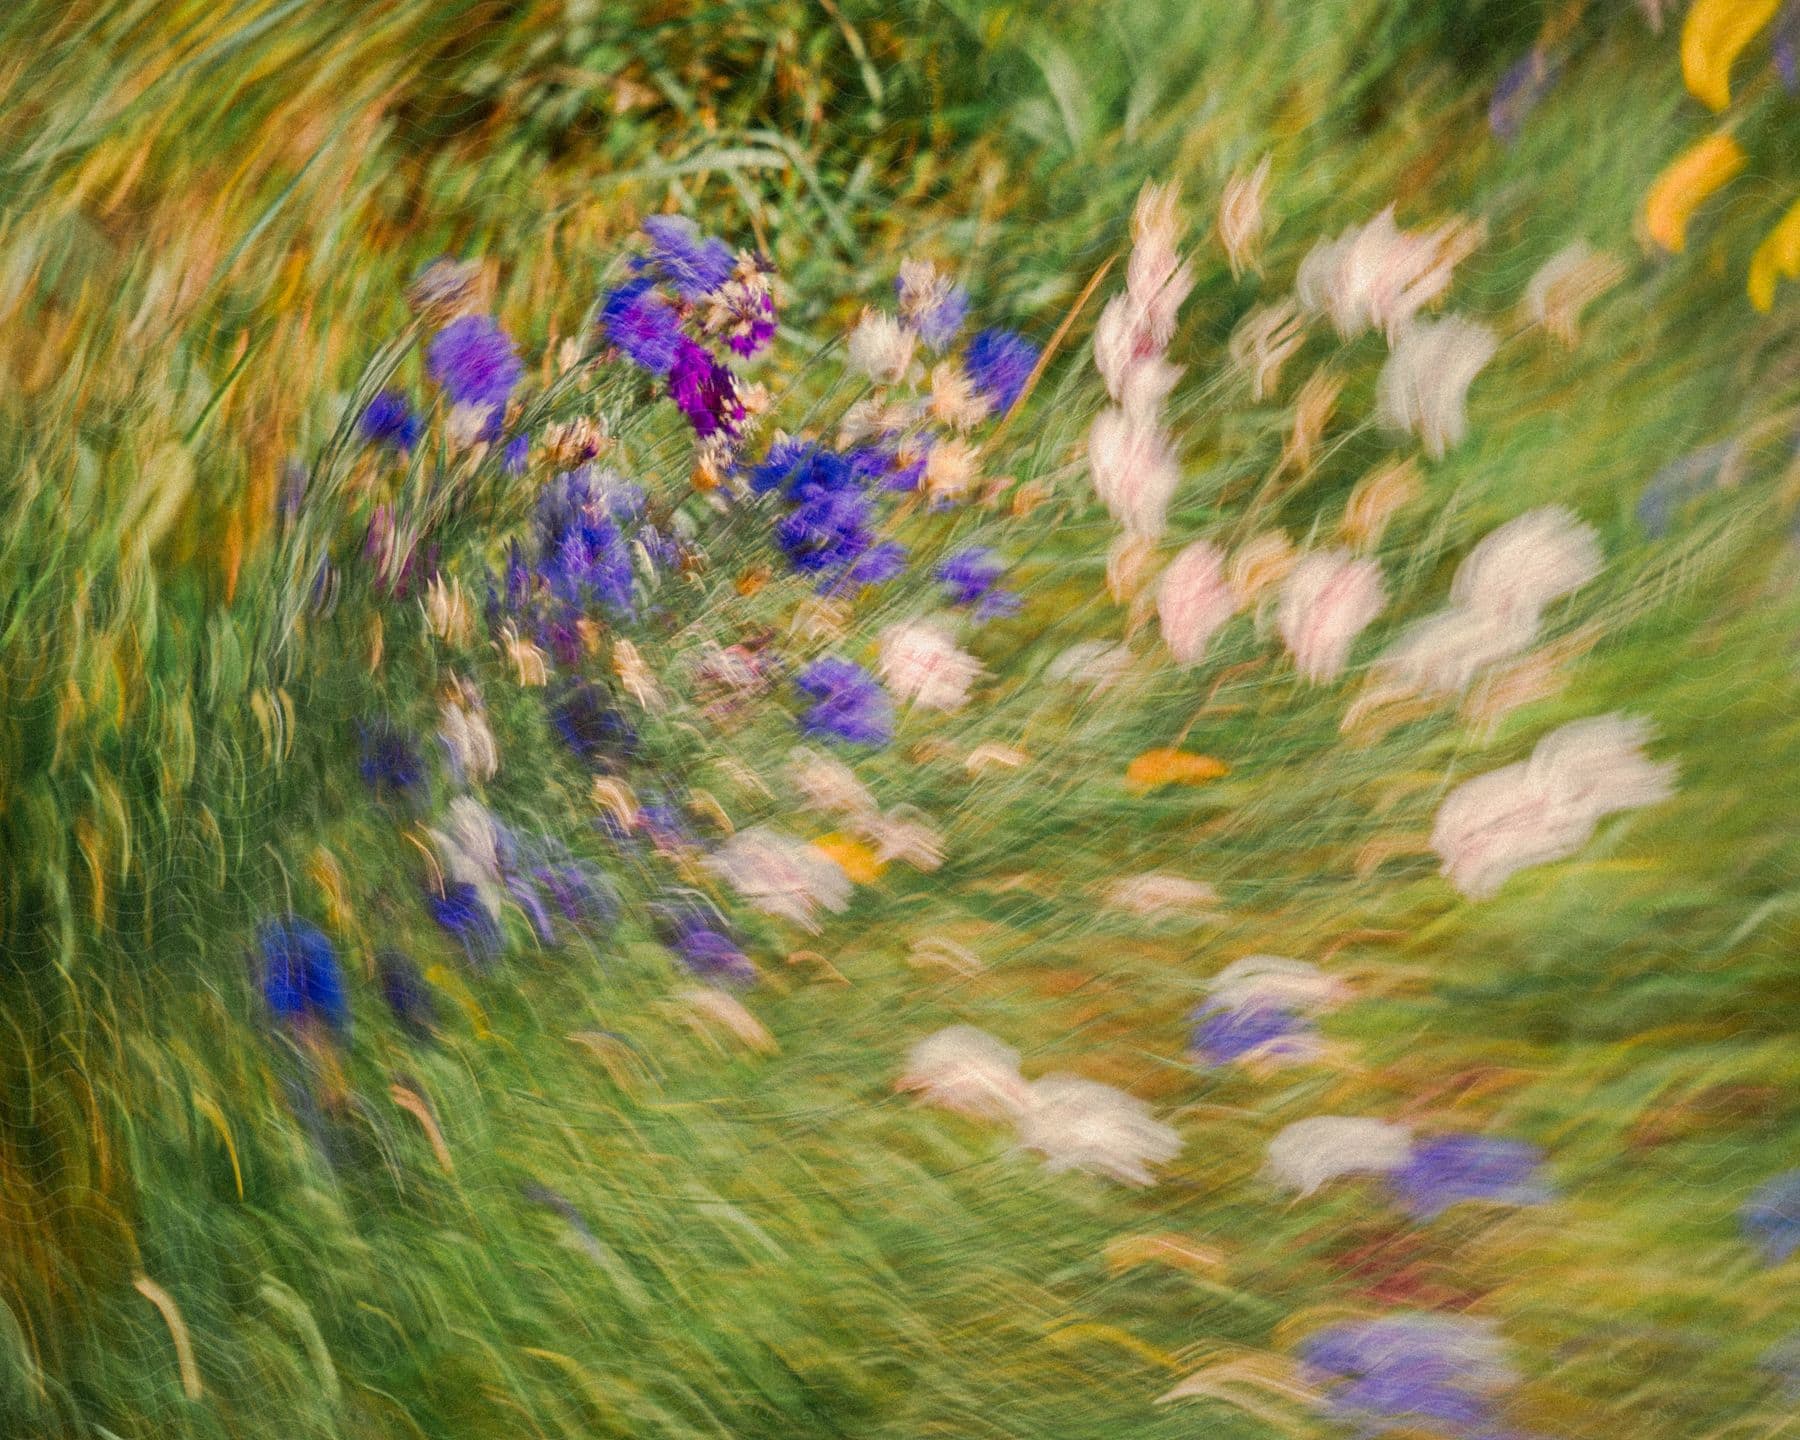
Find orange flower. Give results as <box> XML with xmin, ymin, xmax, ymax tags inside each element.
<box><xmin>1125</xmin><ymin>749</ymin><xmax>1229</xmax><ymax>792</ymax></box>
<box><xmin>1645</xmin><ymin>132</ymin><xmax>1746</xmax><ymax>254</ymax></box>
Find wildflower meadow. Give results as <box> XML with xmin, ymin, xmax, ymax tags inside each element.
<box><xmin>4</xmin><ymin>2</ymin><xmax>1800</xmax><ymax>1437</ymax></box>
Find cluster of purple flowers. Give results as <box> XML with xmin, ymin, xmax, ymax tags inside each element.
<box><xmin>963</xmin><ymin>327</ymin><xmax>1038</xmax><ymax>414</ymax></box>
<box><xmin>1189</xmin><ymin>1002</ymin><xmax>1313</xmax><ymax>1068</ymax></box>
<box><xmin>652</xmin><ymin>896</ymin><xmax>754</xmax><ymax>985</ymax></box>
<box><xmin>796</xmin><ymin>657</ymin><xmax>893</xmax><ymax>747</ymax></box>
<box><xmin>1389</xmin><ymin>1135</ymin><xmax>1550</xmax><ymax>1220</ymax></box>
<box><xmin>936</xmin><ymin>547</ymin><xmax>1020</xmax><ymax>620</ymax></box>
<box><xmin>601</xmin><ymin>215</ymin><xmax>776</xmax><ymax>446</ymax></box>
<box><xmin>1299</xmin><ymin>1316</ymin><xmax>1518</xmax><ymax>1438</ymax></box>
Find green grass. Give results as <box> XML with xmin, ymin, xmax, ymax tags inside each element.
<box><xmin>4</xmin><ymin>1</ymin><xmax>1800</xmax><ymax>1437</ymax></box>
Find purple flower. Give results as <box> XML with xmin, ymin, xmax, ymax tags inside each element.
<box><xmin>1743</xmin><ymin>1169</ymin><xmax>1800</xmax><ymax>1264</ymax></box>
<box><xmin>359</xmin><ymin>720</ymin><xmax>426</xmax><ymax>797</ymax></box>
<box><xmin>965</xmin><ymin>328</ymin><xmax>1038</xmax><ymax>413</ymax></box>
<box><xmin>1389</xmin><ymin>1135</ymin><xmax>1550</xmax><ymax>1220</ymax></box>
<box><xmin>258</xmin><ymin>917</ymin><xmax>349</xmax><ymax>1035</ymax></box>
<box><xmin>846</xmin><ymin>540</ymin><xmax>907</xmax><ymax>587</ymax></box>
<box><xmin>361</xmin><ymin>390</ymin><xmax>421</xmax><ymax>450</ymax></box>
<box><xmin>1778</xmin><ymin>0</ymin><xmax>1800</xmax><ymax>94</ymax></box>
<box><xmin>600</xmin><ymin>278</ymin><xmax>685</xmax><ymax>374</ymax></box>
<box><xmin>376</xmin><ymin>949</ymin><xmax>437</xmax><ymax>1039</ymax></box>
<box><xmin>534</xmin><ymin>860</ymin><xmax>619</xmax><ymax>929</ymax></box>
<box><xmin>639</xmin><ymin>215</ymin><xmax>736</xmax><ymax>300</ymax></box>
<box><xmin>654</xmin><ymin>899</ymin><xmax>755</xmax><ymax>985</ymax></box>
<box><xmin>796</xmin><ymin>657</ymin><xmax>893</xmax><ymax>747</ymax></box>
<box><xmin>977</xmin><ymin>588</ymin><xmax>1021</xmax><ymax>621</ymax></box>
<box><xmin>551</xmin><ymin>683</ymin><xmax>639</xmax><ymax>768</ymax></box>
<box><xmin>535</xmin><ymin>471</ymin><xmax>635</xmax><ymax>614</ymax></box>
<box><xmin>426</xmin><ymin>881</ymin><xmax>501</xmax><ymax>961</ymax></box>
<box><xmin>937</xmin><ymin>547</ymin><xmax>1006</xmax><ymax>607</ymax></box>
<box><xmin>427</xmin><ymin>315</ymin><xmax>523</xmax><ymax>410</ymax></box>
<box><xmin>1489</xmin><ymin>49</ymin><xmax>1560</xmax><ymax>142</ymax></box>
<box><xmin>668</xmin><ymin>339</ymin><xmax>744</xmax><ymax>439</ymax></box>
<box><xmin>1189</xmin><ymin>1005</ymin><xmax>1310</xmax><ymax>1067</ymax></box>
<box><xmin>502</xmin><ymin>434</ymin><xmax>530</xmax><ymax>475</ymax></box>
<box><xmin>1300</xmin><ymin>1316</ymin><xmax>1517</xmax><ymax>1437</ymax></box>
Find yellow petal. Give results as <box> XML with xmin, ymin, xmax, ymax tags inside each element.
<box><xmin>1748</xmin><ymin>195</ymin><xmax>1800</xmax><ymax>310</ymax></box>
<box><xmin>1125</xmin><ymin>749</ymin><xmax>1230</xmax><ymax>791</ymax></box>
<box><xmin>1682</xmin><ymin>0</ymin><xmax>1780</xmax><ymax>112</ymax></box>
<box><xmin>812</xmin><ymin>834</ymin><xmax>885</xmax><ymax>884</ymax></box>
<box><xmin>1645</xmin><ymin>132</ymin><xmax>1747</xmax><ymax>253</ymax></box>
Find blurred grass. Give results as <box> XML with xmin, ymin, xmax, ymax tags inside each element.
<box><xmin>4</xmin><ymin>1</ymin><xmax>1800</xmax><ymax>1437</ymax></box>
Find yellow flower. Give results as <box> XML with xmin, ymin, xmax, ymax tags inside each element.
<box><xmin>1125</xmin><ymin>749</ymin><xmax>1229</xmax><ymax>792</ymax></box>
<box><xmin>1748</xmin><ymin>196</ymin><xmax>1800</xmax><ymax>311</ymax></box>
<box><xmin>1645</xmin><ymin>132</ymin><xmax>1746</xmax><ymax>254</ymax></box>
<box><xmin>1681</xmin><ymin>0</ymin><xmax>1780</xmax><ymax>112</ymax></box>
<box><xmin>811</xmin><ymin>834</ymin><xmax>885</xmax><ymax>885</ymax></box>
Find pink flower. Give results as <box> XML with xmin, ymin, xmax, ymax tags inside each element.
<box><xmin>1277</xmin><ymin>550</ymin><xmax>1387</xmax><ymax>683</ymax></box>
<box><xmin>1089</xmin><ymin>407</ymin><xmax>1181</xmax><ymax>538</ymax></box>
<box><xmin>1157</xmin><ymin>540</ymin><xmax>1236</xmax><ymax>665</ymax></box>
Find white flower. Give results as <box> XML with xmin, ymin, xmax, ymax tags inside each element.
<box><xmin>1298</xmin><ymin>209</ymin><xmax>1482</xmax><ymax>341</ymax></box>
<box><xmin>1277</xmin><ymin>549</ymin><xmax>1387</xmax><ymax>683</ymax></box>
<box><xmin>1266</xmin><ymin>1116</ymin><xmax>1412</xmax><ymax>1196</ymax></box>
<box><xmin>1088</xmin><ymin>407</ymin><xmax>1181</xmax><ymax>538</ymax></box>
<box><xmin>429</xmin><ymin>796</ymin><xmax>509</xmax><ymax>920</ymax></box>
<box><xmin>859</xmin><ymin>805</ymin><xmax>944</xmax><ymax>872</ymax></box>
<box><xmin>1431</xmin><ymin>714</ymin><xmax>1675</xmax><ymax>899</ymax></box>
<box><xmin>1379</xmin><ymin>606</ymin><xmax>1538</xmax><ymax>697</ymax></box>
<box><xmin>438</xmin><ymin>686</ymin><xmax>498</xmax><ymax>784</ymax></box>
<box><xmin>788</xmin><ymin>747</ymin><xmax>878</xmax><ymax>818</ymax></box>
<box><xmin>1450</xmin><ymin>505</ymin><xmax>1603</xmax><ymax>631</ymax></box>
<box><xmin>703</xmin><ymin>826</ymin><xmax>852</xmax><ymax>932</ymax></box>
<box><xmin>424</xmin><ymin>575</ymin><xmax>475</xmax><ymax>646</ymax></box>
<box><xmin>1047</xmin><ymin>640</ymin><xmax>1136</xmax><ymax>692</ymax></box>
<box><xmin>1158</xmin><ymin>540</ymin><xmax>1236</xmax><ymax>666</ymax></box>
<box><xmin>878</xmin><ymin>620</ymin><xmax>983</xmax><ymax>712</ymax></box>
<box><xmin>923</xmin><ymin>436</ymin><xmax>980</xmax><ymax>503</ymax></box>
<box><xmin>1522</xmin><ymin>241</ymin><xmax>1623</xmax><ymax>346</ymax></box>
<box><xmin>1017</xmin><ymin>1074</ymin><xmax>1182</xmax><ymax>1187</ymax></box>
<box><xmin>1103</xmin><ymin>873</ymin><xmax>1221</xmax><ymax>918</ymax></box>
<box><xmin>846</xmin><ymin>308</ymin><xmax>917</xmax><ymax>385</ymax></box>
<box><xmin>1376</xmin><ymin>316</ymin><xmax>1498</xmax><ymax>459</ymax></box>
<box><xmin>898</xmin><ymin>1026</ymin><xmax>1030</xmax><ymax>1121</ymax></box>
<box><xmin>1218</xmin><ymin>154</ymin><xmax>1272</xmax><ymax>279</ymax></box>
<box><xmin>928</xmin><ymin>361</ymin><xmax>992</xmax><ymax>431</ymax></box>
<box><xmin>1229</xmin><ymin>300</ymin><xmax>1307</xmax><ymax>402</ymax></box>
<box><xmin>1208</xmin><ymin>955</ymin><xmax>1346</xmax><ymax>1014</ymax></box>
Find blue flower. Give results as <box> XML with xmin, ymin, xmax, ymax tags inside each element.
<box><xmin>426</xmin><ymin>881</ymin><xmax>501</xmax><ymax>960</ymax></box>
<box><xmin>1743</xmin><ymin>1169</ymin><xmax>1800</xmax><ymax>1264</ymax></box>
<box><xmin>427</xmin><ymin>315</ymin><xmax>523</xmax><ymax>410</ymax></box>
<box><xmin>359</xmin><ymin>720</ymin><xmax>427</xmax><ymax>797</ymax></box>
<box><xmin>361</xmin><ymin>390</ymin><xmax>421</xmax><ymax>450</ymax></box>
<box><xmin>258</xmin><ymin>917</ymin><xmax>349</xmax><ymax>1035</ymax></box>
<box><xmin>638</xmin><ymin>215</ymin><xmax>735</xmax><ymax>300</ymax></box>
<box><xmin>502</xmin><ymin>434</ymin><xmax>530</xmax><ymax>475</ymax></box>
<box><xmin>1188</xmin><ymin>1005</ymin><xmax>1310</xmax><ymax>1067</ymax></box>
<box><xmin>796</xmin><ymin>657</ymin><xmax>893</xmax><ymax>747</ymax></box>
<box><xmin>535</xmin><ymin>859</ymin><xmax>619</xmax><ymax>929</ymax></box>
<box><xmin>551</xmin><ymin>683</ymin><xmax>639</xmax><ymax>768</ymax></box>
<box><xmin>600</xmin><ymin>277</ymin><xmax>685</xmax><ymax>374</ymax></box>
<box><xmin>1389</xmin><ymin>1135</ymin><xmax>1550</xmax><ymax>1220</ymax></box>
<box><xmin>376</xmin><ymin>948</ymin><xmax>437</xmax><ymax>1039</ymax></box>
<box><xmin>535</xmin><ymin>471</ymin><xmax>635</xmax><ymax>614</ymax></box>
<box><xmin>1300</xmin><ymin>1316</ymin><xmax>1516</xmax><ymax>1437</ymax></box>
<box><xmin>964</xmin><ymin>328</ymin><xmax>1038</xmax><ymax>413</ymax></box>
